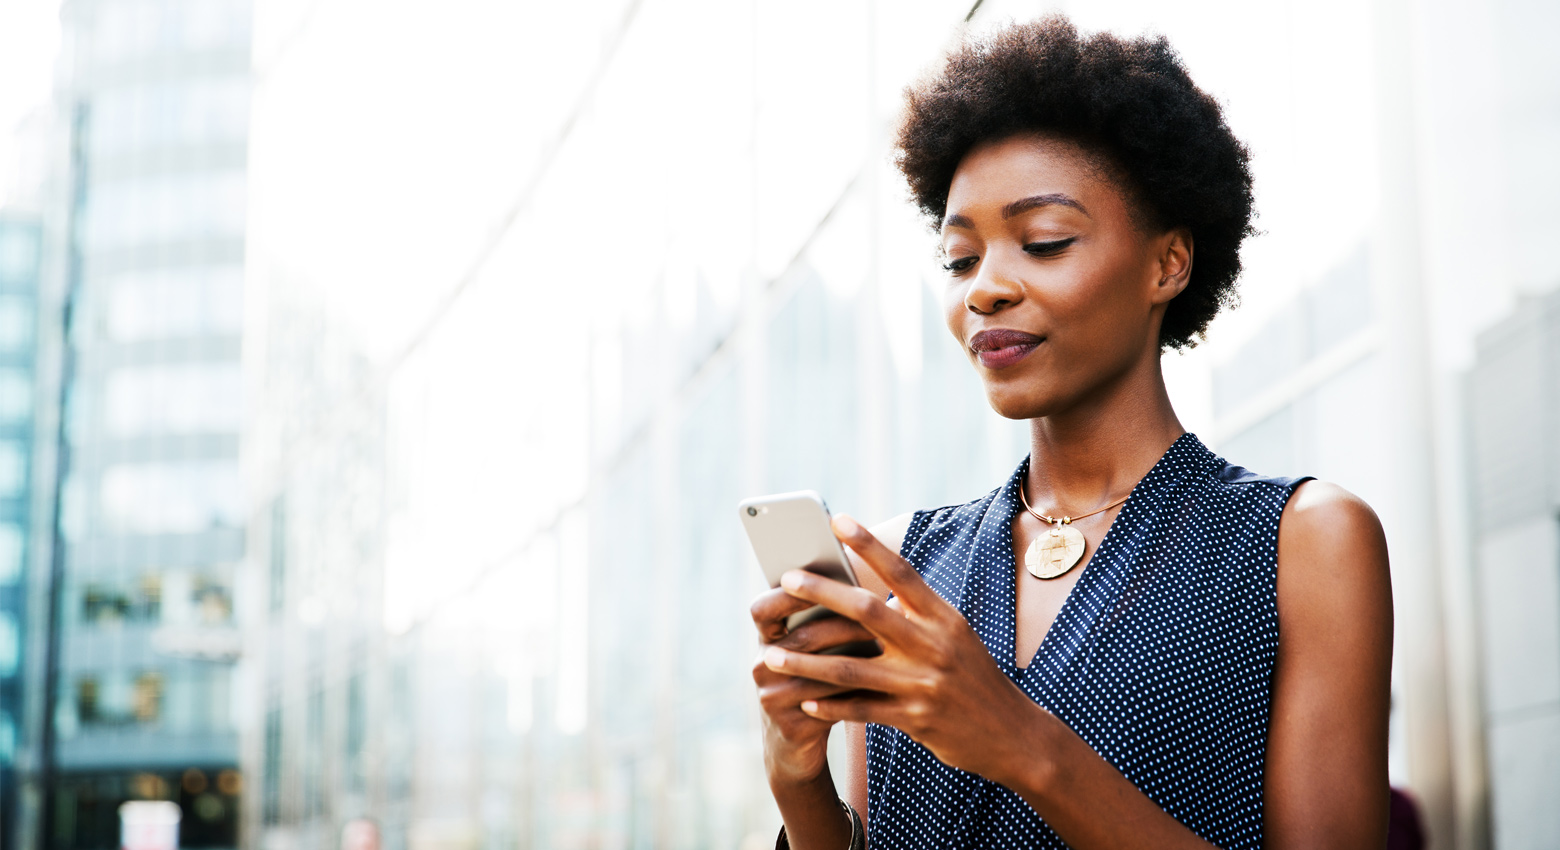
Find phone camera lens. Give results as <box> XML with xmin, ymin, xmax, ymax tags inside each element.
<box><xmin>746</xmin><ymin>506</ymin><xmax>758</xmax><ymax>516</ymax></box>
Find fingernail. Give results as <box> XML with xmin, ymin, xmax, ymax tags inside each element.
<box><xmin>801</xmin><ymin>700</ymin><xmax>819</xmax><ymax>715</ymax></box>
<box><xmin>780</xmin><ymin>570</ymin><xmax>804</xmax><ymax>592</ymax></box>
<box><xmin>834</xmin><ymin>514</ymin><xmax>862</xmax><ymax>536</ymax></box>
<box><xmin>764</xmin><ymin>646</ymin><xmax>787</xmax><ymax>669</ymax></box>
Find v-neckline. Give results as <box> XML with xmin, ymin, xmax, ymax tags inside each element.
<box><xmin>995</xmin><ymin>434</ymin><xmax>1196</xmax><ymax>675</ymax></box>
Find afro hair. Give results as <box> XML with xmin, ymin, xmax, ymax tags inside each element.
<box><xmin>895</xmin><ymin>16</ymin><xmax>1256</xmax><ymax>350</ymax></box>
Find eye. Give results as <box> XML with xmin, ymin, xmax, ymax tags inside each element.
<box><xmin>1024</xmin><ymin>237</ymin><xmax>1077</xmax><ymax>256</ymax></box>
<box><xmin>942</xmin><ymin>256</ymin><xmax>978</xmax><ymax>275</ymax></box>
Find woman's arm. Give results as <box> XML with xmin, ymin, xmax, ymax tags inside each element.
<box><xmin>1264</xmin><ymin>481</ymin><xmax>1393</xmax><ymax>847</ymax></box>
<box><xmin>769</xmin><ymin>495</ymin><xmax>1392</xmax><ymax>849</ymax></box>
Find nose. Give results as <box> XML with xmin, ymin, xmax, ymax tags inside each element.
<box><xmin>964</xmin><ymin>253</ymin><xmax>1024</xmax><ymax>315</ymax></box>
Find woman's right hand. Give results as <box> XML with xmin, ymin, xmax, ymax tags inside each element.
<box><xmin>750</xmin><ymin>587</ymin><xmax>880</xmax><ymax>786</ymax></box>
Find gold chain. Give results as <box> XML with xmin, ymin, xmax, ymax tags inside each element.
<box><xmin>1018</xmin><ymin>479</ymin><xmax>1131</xmax><ymax>526</ymax></box>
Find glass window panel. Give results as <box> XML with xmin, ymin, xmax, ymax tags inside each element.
<box><xmin>133</xmin><ymin>671</ymin><xmax>164</xmax><ymax>723</ymax></box>
<box><xmin>99</xmin><ymin>460</ymin><xmax>244</xmax><ymax>534</ymax></box>
<box><xmin>0</xmin><ymin>612</ymin><xmax>17</xmax><ymax>676</ymax></box>
<box><xmin>90</xmin><ymin>78</ymin><xmax>251</xmax><ymax>159</ymax></box>
<box><xmin>0</xmin><ymin>296</ymin><xmax>33</xmax><ymax>351</ymax></box>
<box><xmin>90</xmin><ymin>0</ymin><xmax>249</xmax><ymax>64</ymax></box>
<box><xmin>179</xmin><ymin>0</ymin><xmax>252</xmax><ymax>52</ymax></box>
<box><xmin>84</xmin><ymin>171</ymin><xmax>247</xmax><ymax>251</ymax></box>
<box><xmin>104</xmin><ymin>266</ymin><xmax>244</xmax><ymax>340</ymax></box>
<box><xmin>104</xmin><ymin>362</ymin><xmax>243</xmax><ymax>436</ymax></box>
<box><xmin>0</xmin><ymin>370</ymin><xmax>32</xmax><ymax>424</ymax></box>
<box><xmin>0</xmin><ymin>523</ymin><xmax>22</xmax><ymax>584</ymax></box>
<box><xmin>0</xmin><ymin>226</ymin><xmax>39</xmax><ymax>285</ymax></box>
<box><xmin>0</xmin><ymin>441</ymin><xmax>26</xmax><ymax>497</ymax></box>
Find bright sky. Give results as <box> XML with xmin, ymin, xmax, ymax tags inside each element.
<box><xmin>0</xmin><ymin>0</ymin><xmax>60</xmax><ymax>208</ymax></box>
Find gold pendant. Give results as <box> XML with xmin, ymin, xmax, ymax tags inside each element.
<box><xmin>1025</xmin><ymin>523</ymin><xmax>1086</xmax><ymax>579</ymax></box>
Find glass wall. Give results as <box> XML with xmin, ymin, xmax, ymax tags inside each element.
<box><xmin>0</xmin><ymin>214</ymin><xmax>40</xmax><ymax>850</ymax></box>
<box><xmin>28</xmin><ymin>0</ymin><xmax>255</xmax><ymax>846</ymax></box>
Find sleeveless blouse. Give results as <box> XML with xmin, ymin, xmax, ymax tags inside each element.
<box><xmin>865</xmin><ymin>433</ymin><xmax>1309</xmax><ymax>849</ymax></box>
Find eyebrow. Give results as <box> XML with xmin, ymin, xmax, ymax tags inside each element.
<box><xmin>941</xmin><ymin>193</ymin><xmax>1090</xmax><ymax>231</ymax></box>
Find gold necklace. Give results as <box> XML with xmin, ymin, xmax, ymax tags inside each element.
<box><xmin>1018</xmin><ymin>480</ymin><xmax>1131</xmax><ymax>579</ymax></box>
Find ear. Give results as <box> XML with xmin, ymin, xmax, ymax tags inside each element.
<box><xmin>1150</xmin><ymin>227</ymin><xmax>1193</xmax><ymax>305</ymax></box>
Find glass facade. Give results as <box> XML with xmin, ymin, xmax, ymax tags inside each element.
<box><xmin>19</xmin><ymin>0</ymin><xmax>255</xmax><ymax>846</ymax></box>
<box><xmin>0</xmin><ymin>214</ymin><xmax>40</xmax><ymax>850</ymax></box>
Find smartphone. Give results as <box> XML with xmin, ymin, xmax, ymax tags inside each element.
<box><xmin>738</xmin><ymin>490</ymin><xmax>880</xmax><ymax>657</ymax></box>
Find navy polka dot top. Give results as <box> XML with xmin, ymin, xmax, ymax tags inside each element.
<box><xmin>866</xmin><ymin>434</ymin><xmax>1309</xmax><ymax>849</ymax></box>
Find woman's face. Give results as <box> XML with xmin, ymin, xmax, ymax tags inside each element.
<box><xmin>940</xmin><ymin>134</ymin><xmax>1189</xmax><ymax>420</ymax></box>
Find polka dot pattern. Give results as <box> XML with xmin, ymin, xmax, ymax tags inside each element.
<box><xmin>865</xmin><ymin>434</ymin><xmax>1309</xmax><ymax>849</ymax></box>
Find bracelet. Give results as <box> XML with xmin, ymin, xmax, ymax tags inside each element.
<box><xmin>775</xmin><ymin>798</ymin><xmax>865</xmax><ymax>850</ymax></box>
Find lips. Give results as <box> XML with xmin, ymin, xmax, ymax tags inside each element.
<box><xmin>969</xmin><ymin>328</ymin><xmax>1044</xmax><ymax>369</ymax></box>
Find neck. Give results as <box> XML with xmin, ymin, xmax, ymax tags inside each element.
<box><xmin>1025</xmin><ymin>351</ymin><xmax>1185</xmax><ymax>515</ymax></box>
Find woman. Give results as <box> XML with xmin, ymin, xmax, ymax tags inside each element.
<box><xmin>749</xmin><ymin>17</ymin><xmax>1393</xmax><ymax>850</ymax></box>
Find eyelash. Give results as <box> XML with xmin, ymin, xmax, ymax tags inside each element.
<box><xmin>941</xmin><ymin>238</ymin><xmax>1077</xmax><ymax>275</ymax></box>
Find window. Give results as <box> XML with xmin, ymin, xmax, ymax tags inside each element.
<box><xmin>0</xmin><ymin>296</ymin><xmax>34</xmax><ymax>352</ymax></box>
<box><xmin>81</xmin><ymin>574</ymin><xmax>161</xmax><ymax>625</ymax></box>
<box><xmin>89</xmin><ymin>0</ymin><xmax>251</xmax><ymax>65</ymax></box>
<box><xmin>104</xmin><ymin>266</ymin><xmax>243</xmax><ymax>340</ymax></box>
<box><xmin>0</xmin><ymin>711</ymin><xmax>14</xmax><ymax>761</ymax></box>
<box><xmin>0</xmin><ymin>440</ymin><xmax>27</xmax><ymax>497</ymax></box>
<box><xmin>263</xmin><ymin>706</ymin><xmax>282</xmax><ymax>824</ymax></box>
<box><xmin>346</xmin><ymin>673</ymin><xmax>366</xmax><ymax>792</ymax></box>
<box><xmin>0</xmin><ymin>612</ymin><xmax>17</xmax><ymax>676</ymax></box>
<box><xmin>304</xmin><ymin>685</ymin><xmax>324</xmax><ymax>816</ymax></box>
<box><xmin>0</xmin><ymin>370</ymin><xmax>31</xmax><ymax>424</ymax></box>
<box><xmin>104</xmin><ymin>362</ymin><xmax>243</xmax><ymax>436</ymax></box>
<box><xmin>193</xmin><ymin>575</ymin><xmax>232</xmax><ymax>624</ymax></box>
<box><xmin>0</xmin><ymin>225</ymin><xmax>38</xmax><ymax>285</ymax></box>
<box><xmin>269</xmin><ymin>497</ymin><xmax>286</xmax><ymax>616</ymax></box>
<box><xmin>132</xmin><ymin>671</ymin><xmax>164</xmax><ymax>723</ymax></box>
<box><xmin>83</xmin><ymin>171</ymin><xmax>247</xmax><ymax>251</ymax></box>
<box><xmin>91</xmin><ymin>78</ymin><xmax>251</xmax><ymax>159</ymax></box>
<box><xmin>76</xmin><ymin>677</ymin><xmax>100</xmax><ymax>724</ymax></box>
<box><xmin>99</xmin><ymin>461</ymin><xmax>243</xmax><ymax>534</ymax></box>
<box><xmin>0</xmin><ymin>523</ymin><xmax>22</xmax><ymax>584</ymax></box>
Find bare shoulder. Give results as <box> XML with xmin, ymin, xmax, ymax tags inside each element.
<box><xmin>847</xmin><ymin>512</ymin><xmax>916</xmax><ymax>599</ymax></box>
<box><xmin>1278</xmin><ymin>480</ymin><xmax>1388</xmax><ymax>578</ymax></box>
<box><xmin>1275</xmin><ymin>480</ymin><xmax>1392</xmax><ymax>634</ymax></box>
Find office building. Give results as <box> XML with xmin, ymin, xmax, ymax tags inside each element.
<box><xmin>16</xmin><ymin>0</ymin><xmax>256</xmax><ymax>846</ymax></box>
<box><xmin>0</xmin><ymin>213</ymin><xmax>42</xmax><ymax>850</ymax></box>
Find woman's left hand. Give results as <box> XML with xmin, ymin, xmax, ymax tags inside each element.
<box><xmin>762</xmin><ymin>513</ymin><xmax>1049</xmax><ymax>788</ymax></box>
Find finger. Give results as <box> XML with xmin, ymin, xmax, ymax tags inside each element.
<box><xmin>832</xmin><ymin>514</ymin><xmax>947</xmax><ymax>616</ymax></box>
<box><xmin>755</xmin><ymin>664</ymin><xmax>864</xmax><ymax>703</ymax></box>
<box><xmin>779</xmin><ymin>570</ymin><xmax>916</xmax><ymax>646</ymax></box>
<box><xmin>774</xmin><ymin>615</ymin><xmax>877</xmax><ymax>654</ymax></box>
<box><xmin>799</xmin><ymin>691</ymin><xmax>895</xmax><ymax>725</ymax></box>
<box><xmin>764</xmin><ymin>645</ymin><xmax>900</xmax><ymax>693</ymax></box>
<box><xmin>749</xmin><ymin>586</ymin><xmax>816</xmax><ymax>642</ymax></box>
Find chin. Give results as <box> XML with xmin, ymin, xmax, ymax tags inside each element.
<box><xmin>982</xmin><ymin>385</ymin><xmax>1058</xmax><ymax>421</ymax></box>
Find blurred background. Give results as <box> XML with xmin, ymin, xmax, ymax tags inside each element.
<box><xmin>0</xmin><ymin>0</ymin><xmax>1556</xmax><ymax>848</ymax></box>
